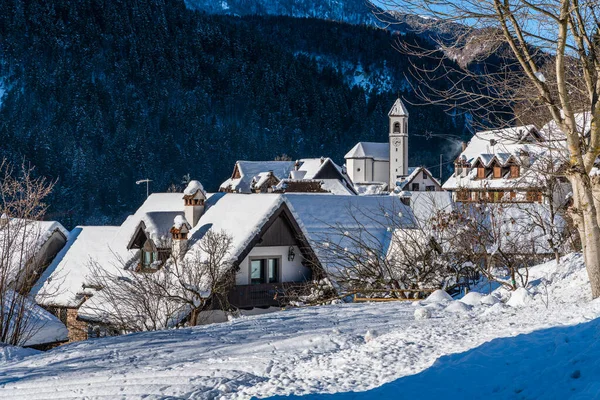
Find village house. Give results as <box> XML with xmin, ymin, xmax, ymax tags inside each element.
<box><xmin>442</xmin><ymin>124</ymin><xmax>571</xmax><ymax>205</ymax></box>
<box><xmin>1</xmin><ymin>216</ymin><xmax>70</xmax><ymax>348</ymax></box>
<box><xmin>219</xmin><ymin>157</ymin><xmax>356</xmax><ymax>195</ymax></box>
<box><xmin>344</xmin><ymin>98</ymin><xmax>442</xmax><ymax>194</ymax></box>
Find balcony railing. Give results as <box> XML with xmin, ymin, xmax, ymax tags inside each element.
<box><xmin>228</xmin><ymin>282</ymin><xmax>304</xmax><ymax>309</ymax></box>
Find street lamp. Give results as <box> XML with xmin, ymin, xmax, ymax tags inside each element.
<box><xmin>136</xmin><ymin>179</ymin><xmax>153</xmax><ymax>198</ymax></box>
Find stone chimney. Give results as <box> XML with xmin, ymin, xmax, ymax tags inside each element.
<box><xmin>170</xmin><ymin>215</ymin><xmax>191</xmax><ymax>260</ymax></box>
<box><xmin>0</xmin><ymin>213</ymin><xmax>8</xmax><ymax>228</ymax></box>
<box><xmin>183</xmin><ymin>180</ymin><xmax>207</xmax><ymax>228</ymax></box>
<box><xmin>461</xmin><ymin>142</ymin><xmax>467</xmax><ymax>152</ymax></box>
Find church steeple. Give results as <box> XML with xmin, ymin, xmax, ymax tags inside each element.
<box><xmin>388</xmin><ymin>97</ymin><xmax>409</xmax><ymax>188</ymax></box>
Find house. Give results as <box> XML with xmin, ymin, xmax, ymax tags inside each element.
<box><xmin>394</xmin><ymin>166</ymin><xmax>443</xmax><ymax>193</ymax></box>
<box><xmin>442</xmin><ymin>125</ymin><xmax>570</xmax><ymax>204</ymax></box>
<box><xmin>344</xmin><ymin>98</ymin><xmax>440</xmax><ymax>193</ymax></box>
<box><xmin>34</xmin><ymin>193</ymin><xmax>185</xmax><ymax>342</ymax></box>
<box><xmin>219</xmin><ymin>158</ymin><xmax>356</xmax><ymax>195</ymax></box>
<box><xmin>0</xmin><ymin>216</ymin><xmax>69</xmax><ymax>293</ymax></box>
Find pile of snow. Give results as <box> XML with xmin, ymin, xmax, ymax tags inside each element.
<box><xmin>459</xmin><ymin>291</ymin><xmax>484</xmax><ymax>306</ymax></box>
<box><xmin>424</xmin><ymin>289</ymin><xmax>453</xmax><ymax>303</ymax></box>
<box><xmin>481</xmin><ymin>294</ymin><xmax>500</xmax><ymax>305</ymax></box>
<box><xmin>506</xmin><ymin>287</ymin><xmax>533</xmax><ymax>308</ymax></box>
<box><xmin>0</xmin><ymin>345</ymin><xmax>39</xmax><ymax>363</ymax></box>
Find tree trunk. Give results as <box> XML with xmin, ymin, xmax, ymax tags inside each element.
<box><xmin>570</xmin><ymin>173</ymin><xmax>600</xmax><ymax>298</ymax></box>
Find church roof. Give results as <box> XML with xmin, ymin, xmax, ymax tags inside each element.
<box><xmin>388</xmin><ymin>98</ymin><xmax>409</xmax><ymax>117</ymax></box>
<box><xmin>344</xmin><ymin>142</ymin><xmax>389</xmax><ymax>161</ymax></box>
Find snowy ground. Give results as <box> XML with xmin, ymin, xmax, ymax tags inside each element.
<box><xmin>1</xmin><ymin>253</ymin><xmax>599</xmax><ymax>399</ymax></box>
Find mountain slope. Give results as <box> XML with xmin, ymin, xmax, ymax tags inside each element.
<box><xmin>0</xmin><ymin>0</ymin><xmax>475</xmax><ymax>226</ymax></box>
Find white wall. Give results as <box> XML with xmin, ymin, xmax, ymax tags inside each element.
<box><xmin>236</xmin><ymin>245</ymin><xmax>311</xmax><ymax>285</ymax></box>
<box><xmin>373</xmin><ymin>160</ymin><xmax>389</xmax><ymax>183</ymax></box>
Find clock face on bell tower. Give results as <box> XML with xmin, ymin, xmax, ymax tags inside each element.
<box><xmin>392</xmin><ymin>138</ymin><xmax>402</xmax><ymax>147</ymax></box>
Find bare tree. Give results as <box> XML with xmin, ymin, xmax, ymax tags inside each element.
<box><xmin>376</xmin><ymin>0</ymin><xmax>600</xmax><ymax>297</ymax></box>
<box><xmin>433</xmin><ymin>200</ymin><xmax>562</xmax><ymax>290</ymax></box>
<box><xmin>307</xmin><ymin>195</ymin><xmax>459</xmax><ymax>300</ymax></box>
<box><xmin>0</xmin><ymin>159</ymin><xmax>56</xmax><ymax>345</ymax></box>
<box><xmin>86</xmin><ymin>230</ymin><xmax>235</xmax><ymax>333</ymax></box>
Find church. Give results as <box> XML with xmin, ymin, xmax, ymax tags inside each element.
<box><xmin>344</xmin><ymin>98</ymin><xmax>443</xmax><ymax>193</ymax></box>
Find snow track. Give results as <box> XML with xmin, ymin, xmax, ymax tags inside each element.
<box><xmin>1</xmin><ymin>253</ymin><xmax>599</xmax><ymax>399</ymax></box>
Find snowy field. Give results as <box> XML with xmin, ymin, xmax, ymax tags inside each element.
<box><xmin>1</xmin><ymin>253</ymin><xmax>600</xmax><ymax>399</ymax></box>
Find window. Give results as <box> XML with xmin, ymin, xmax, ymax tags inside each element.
<box><xmin>357</xmin><ymin>167</ymin><xmax>361</xmax><ymax>172</ymax></box>
<box><xmin>142</xmin><ymin>250</ymin><xmax>158</xmax><ymax>269</ymax></box>
<box><xmin>250</xmin><ymin>258</ymin><xmax>279</xmax><ymax>284</ymax></box>
<box><xmin>477</xmin><ymin>166</ymin><xmax>485</xmax><ymax>179</ymax></box>
<box><xmin>423</xmin><ymin>172</ymin><xmax>427</xmax><ymax>180</ymax></box>
<box><xmin>394</xmin><ymin>122</ymin><xmax>401</xmax><ymax>133</ymax></box>
<box><xmin>412</xmin><ymin>183</ymin><xmax>420</xmax><ymax>191</ymax></box>
<box><xmin>510</xmin><ymin>165</ymin><xmax>520</xmax><ymax>178</ymax></box>
<box><xmin>426</xmin><ymin>185</ymin><xmax>435</xmax><ymax>191</ymax></box>
<box><xmin>493</xmin><ymin>166</ymin><xmax>502</xmax><ymax>178</ymax></box>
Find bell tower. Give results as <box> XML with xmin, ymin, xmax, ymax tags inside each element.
<box><xmin>389</xmin><ymin>97</ymin><xmax>409</xmax><ymax>188</ymax></box>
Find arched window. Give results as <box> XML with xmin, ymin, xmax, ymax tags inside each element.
<box><xmin>393</xmin><ymin>122</ymin><xmax>401</xmax><ymax>133</ymax></box>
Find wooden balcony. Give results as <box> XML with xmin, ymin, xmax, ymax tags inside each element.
<box><xmin>228</xmin><ymin>282</ymin><xmax>304</xmax><ymax>309</ymax></box>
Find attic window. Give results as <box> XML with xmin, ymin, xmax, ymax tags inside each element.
<box><xmin>250</xmin><ymin>258</ymin><xmax>279</xmax><ymax>284</ymax></box>
<box><xmin>477</xmin><ymin>166</ymin><xmax>485</xmax><ymax>179</ymax></box>
<box><xmin>510</xmin><ymin>165</ymin><xmax>520</xmax><ymax>178</ymax></box>
<box><xmin>142</xmin><ymin>250</ymin><xmax>158</xmax><ymax>270</ymax></box>
<box><xmin>493</xmin><ymin>166</ymin><xmax>502</xmax><ymax>178</ymax></box>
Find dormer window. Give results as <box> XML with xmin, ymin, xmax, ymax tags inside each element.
<box><xmin>477</xmin><ymin>166</ymin><xmax>485</xmax><ymax>179</ymax></box>
<box><xmin>493</xmin><ymin>165</ymin><xmax>502</xmax><ymax>179</ymax></box>
<box><xmin>142</xmin><ymin>250</ymin><xmax>158</xmax><ymax>270</ymax></box>
<box><xmin>510</xmin><ymin>165</ymin><xmax>520</xmax><ymax>178</ymax></box>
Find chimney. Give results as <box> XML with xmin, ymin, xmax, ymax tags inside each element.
<box><xmin>0</xmin><ymin>213</ymin><xmax>8</xmax><ymax>228</ymax></box>
<box><xmin>519</xmin><ymin>149</ymin><xmax>531</xmax><ymax>170</ymax></box>
<box><xmin>294</xmin><ymin>160</ymin><xmax>301</xmax><ymax>171</ymax></box>
<box><xmin>320</xmin><ymin>156</ymin><xmax>325</xmax><ymax>165</ymax></box>
<box><xmin>183</xmin><ymin>180</ymin><xmax>207</xmax><ymax>228</ymax></box>
<box><xmin>170</xmin><ymin>215</ymin><xmax>191</xmax><ymax>260</ymax></box>
<box><xmin>461</xmin><ymin>142</ymin><xmax>467</xmax><ymax>152</ymax></box>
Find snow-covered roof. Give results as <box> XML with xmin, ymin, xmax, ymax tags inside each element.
<box><xmin>455</xmin><ymin>125</ymin><xmax>540</xmax><ymax>165</ymax></box>
<box><xmin>388</xmin><ymin>98</ymin><xmax>409</xmax><ymax>117</ymax></box>
<box><xmin>539</xmin><ymin>112</ymin><xmax>591</xmax><ymax>141</ymax></box>
<box><xmin>442</xmin><ymin>124</ymin><xmax>557</xmax><ymax>191</ymax></box>
<box><xmin>395</xmin><ymin>167</ymin><xmax>442</xmax><ymax>191</ymax></box>
<box><xmin>35</xmin><ymin>193</ymin><xmax>184</xmax><ymax>308</ymax></box>
<box><xmin>409</xmin><ymin>191</ymin><xmax>454</xmax><ymax>222</ymax></box>
<box><xmin>0</xmin><ymin>218</ymin><xmax>68</xmax><ymax>284</ymax></box>
<box><xmin>33</xmin><ymin>226</ymin><xmax>121</xmax><ymax>308</ymax></box>
<box><xmin>285</xmin><ymin>194</ymin><xmax>415</xmax><ymax>276</ymax></box>
<box><xmin>220</xmin><ymin>158</ymin><xmax>355</xmax><ymax>194</ymax></box>
<box><xmin>220</xmin><ymin>161</ymin><xmax>296</xmax><ymax>193</ymax></box>
<box><xmin>344</xmin><ymin>142</ymin><xmax>389</xmax><ymax>161</ymax></box>
<box><xmin>4</xmin><ymin>291</ymin><xmax>68</xmax><ymax>347</ymax></box>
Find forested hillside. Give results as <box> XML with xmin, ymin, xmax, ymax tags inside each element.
<box><xmin>0</xmin><ymin>0</ymin><xmax>476</xmax><ymax>226</ymax></box>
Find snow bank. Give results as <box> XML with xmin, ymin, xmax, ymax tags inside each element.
<box><xmin>459</xmin><ymin>291</ymin><xmax>484</xmax><ymax>306</ymax></box>
<box><xmin>444</xmin><ymin>301</ymin><xmax>472</xmax><ymax>314</ymax></box>
<box><xmin>0</xmin><ymin>345</ymin><xmax>39</xmax><ymax>363</ymax></box>
<box><xmin>424</xmin><ymin>289</ymin><xmax>453</xmax><ymax>303</ymax></box>
<box><xmin>507</xmin><ymin>287</ymin><xmax>532</xmax><ymax>308</ymax></box>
